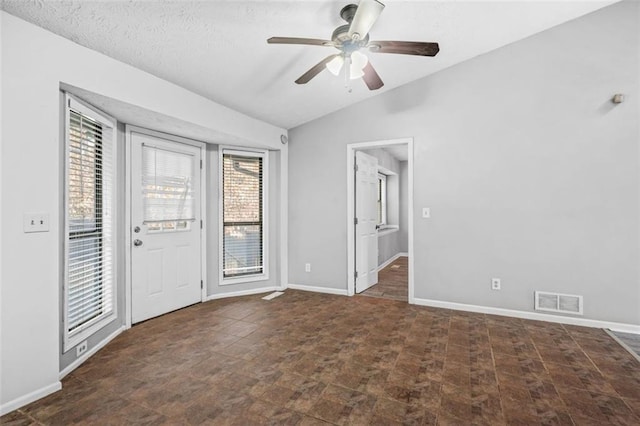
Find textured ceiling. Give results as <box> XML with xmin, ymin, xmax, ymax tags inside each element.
<box><xmin>2</xmin><ymin>0</ymin><xmax>617</xmax><ymax>129</ymax></box>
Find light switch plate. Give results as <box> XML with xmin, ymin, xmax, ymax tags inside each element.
<box><xmin>422</xmin><ymin>207</ymin><xmax>431</xmax><ymax>218</ymax></box>
<box><xmin>23</xmin><ymin>213</ymin><xmax>49</xmax><ymax>233</ymax></box>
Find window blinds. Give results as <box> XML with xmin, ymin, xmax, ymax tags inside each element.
<box><xmin>222</xmin><ymin>153</ymin><xmax>264</xmax><ymax>278</ymax></box>
<box><xmin>142</xmin><ymin>146</ymin><xmax>195</xmax><ymax>223</ymax></box>
<box><xmin>66</xmin><ymin>107</ymin><xmax>115</xmax><ymax>336</ymax></box>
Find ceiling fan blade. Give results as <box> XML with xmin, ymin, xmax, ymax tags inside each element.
<box><xmin>368</xmin><ymin>41</ymin><xmax>440</xmax><ymax>57</ymax></box>
<box><xmin>348</xmin><ymin>0</ymin><xmax>385</xmax><ymax>41</ymax></box>
<box><xmin>267</xmin><ymin>37</ymin><xmax>334</xmax><ymax>47</ymax></box>
<box><xmin>295</xmin><ymin>54</ymin><xmax>340</xmax><ymax>84</ymax></box>
<box><xmin>362</xmin><ymin>62</ymin><xmax>384</xmax><ymax>90</ymax></box>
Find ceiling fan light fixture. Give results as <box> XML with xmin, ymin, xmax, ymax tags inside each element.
<box><xmin>326</xmin><ymin>55</ymin><xmax>345</xmax><ymax>76</ymax></box>
<box><xmin>349</xmin><ymin>51</ymin><xmax>368</xmax><ymax>79</ymax></box>
<box><xmin>350</xmin><ymin>67</ymin><xmax>365</xmax><ymax>79</ymax></box>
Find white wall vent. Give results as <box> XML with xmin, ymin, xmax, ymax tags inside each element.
<box><xmin>534</xmin><ymin>291</ymin><xmax>583</xmax><ymax>315</ymax></box>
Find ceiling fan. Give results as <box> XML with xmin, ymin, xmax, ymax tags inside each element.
<box><xmin>267</xmin><ymin>0</ymin><xmax>439</xmax><ymax>91</ymax></box>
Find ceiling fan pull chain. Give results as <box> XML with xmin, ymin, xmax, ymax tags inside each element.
<box><xmin>345</xmin><ymin>55</ymin><xmax>352</xmax><ymax>93</ymax></box>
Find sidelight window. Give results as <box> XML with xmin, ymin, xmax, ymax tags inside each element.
<box><xmin>64</xmin><ymin>96</ymin><xmax>116</xmax><ymax>350</ymax></box>
<box><xmin>220</xmin><ymin>149</ymin><xmax>267</xmax><ymax>282</ymax></box>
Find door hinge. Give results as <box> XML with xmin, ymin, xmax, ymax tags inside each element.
<box><xmin>354</xmin><ymin>163</ymin><xmax>359</xmax><ymax>172</ymax></box>
<box><xmin>200</xmin><ymin>159</ymin><xmax>203</xmax><ymax>169</ymax></box>
<box><xmin>201</xmin><ymin>280</ymin><xmax>203</xmax><ymax>289</ymax></box>
<box><xmin>354</xmin><ymin>271</ymin><xmax>358</xmax><ymax>279</ymax></box>
<box><xmin>354</xmin><ymin>217</ymin><xmax>358</xmax><ymax>225</ymax></box>
<box><xmin>200</xmin><ymin>220</ymin><xmax>203</xmax><ymax>229</ymax></box>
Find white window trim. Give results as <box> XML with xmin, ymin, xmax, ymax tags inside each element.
<box><xmin>218</xmin><ymin>147</ymin><xmax>269</xmax><ymax>285</ymax></box>
<box><xmin>63</xmin><ymin>94</ymin><xmax>118</xmax><ymax>351</ymax></box>
<box><xmin>377</xmin><ymin>172</ymin><xmax>387</xmax><ymax>226</ymax></box>
<box><xmin>378</xmin><ymin>225</ymin><xmax>399</xmax><ymax>237</ymax></box>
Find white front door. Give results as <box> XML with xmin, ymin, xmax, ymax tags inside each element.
<box><xmin>130</xmin><ymin>130</ymin><xmax>202</xmax><ymax>323</ymax></box>
<box><xmin>355</xmin><ymin>151</ymin><xmax>379</xmax><ymax>293</ymax></box>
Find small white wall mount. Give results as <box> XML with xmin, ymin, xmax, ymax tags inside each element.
<box><xmin>23</xmin><ymin>213</ymin><xmax>49</xmax><ymax>233</ymax></box>
<box><xmin>491</xmin><ymin>278</ymin><xmax>501</xmax><ymax>290</ymax></box>
<box><xmin>612</xmin><ymin>94</ymin><xmax>625</xmax><ymax>104</ymax></box>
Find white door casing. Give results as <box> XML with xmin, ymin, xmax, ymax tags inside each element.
<box><xmin>355</xmin><ymin>151</ymin><xmax>379</xmax><ymax>293</ymax></box>
<box><xmin>346</xmin><ymin>138</ymin><xmax>413</xmax><ymax>301</ymax></box>
<box><xmin>130</xmin><ymin>131</ymin><xmax>203</xmax><ymax>323</ymax></box>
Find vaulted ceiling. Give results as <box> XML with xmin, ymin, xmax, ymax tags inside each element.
<box><xmin>2</xmin><ymin>0</ymin><xmax>617</xmax><ymax>129</ymax></box>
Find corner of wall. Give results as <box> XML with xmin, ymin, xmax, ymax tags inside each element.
<box><xmin>0</xmin><ymin>382</ymin><xmax>61</xmax><ymax>417</ymax></box>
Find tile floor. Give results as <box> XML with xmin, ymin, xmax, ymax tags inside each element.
<box><xmin>2</xmin><ymin>290</ymin><xmax>640</xmax><ymax>425</ymax></box>
<box><xmin>360</xmin><ymin>257</ymin><xmax>408</xmax><ymax>302</ymax></box>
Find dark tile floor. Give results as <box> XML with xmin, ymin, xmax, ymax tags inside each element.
<box><xmin>3</xmin><ymin>290</ymin><xmax>640</xmax><ymax>425</ymax></box>
<box><xmin>360</xmin><ymin>257</ymin><xmax>408</xmax><ymax>302</ymax></box>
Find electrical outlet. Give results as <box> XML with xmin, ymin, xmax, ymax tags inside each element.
<box><xmin>76</xmin><ymin>341</ymin><xmax>88</xmax><ymax>358</ymax></box>
<box><xmin>422</xmin><ymin>207</ymin><xmax>431</xmax><ymax>218</ymax></box>
<box><xmin>491</xmin><ymin>278</ymin><xmax>501</xmax><ymax>291</ymax></box>
<box><xmin>305</xmin><ymin>263</ymin><xmax>311</xmax><ymax>273</ymax></box>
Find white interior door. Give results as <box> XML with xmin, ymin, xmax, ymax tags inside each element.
<box><xmin>355</xmin><ymin>151</ymin><xmax>379</xmax><ymax>293</ymax></box>
<box><xmin>130</xmin><ymin>130</ymin><xmax>202</xmax><ymax>323</ymax></box>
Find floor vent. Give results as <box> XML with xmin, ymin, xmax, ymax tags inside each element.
<box><xmin>534</xmin><ymin>291</ymin><xmax>583</xmax><ymax>315</ymax></box>
<box><xmin>262</xmin><ymin>291</ymin><xmax>284</xmax><ymax>301</ymax></box>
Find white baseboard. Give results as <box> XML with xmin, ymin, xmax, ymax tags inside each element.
<box><xmin>413</xmin><ymin>298</ymin><xmax>640</xmax><ymax>333</ymax></box>
<box><xmin>59</xmin><ymin>326</ymin><xmax>126</xmax><ymax>380</ymax></box>
<box><xmin>205</xmin><ymin>286</ymin><xmax>285</xmax><ymax>301</ymax></box>
<box><xmin>0</xmin><ymin>381</ymin><xmax>61</xmax><ymax>416</ymax></box>
<box><xmin>606</xmin><ymin>324</ymin><xmax>640</xmax><ymax>335</ymax></box>
<box><xmin>377</xmin><ymin>252</ymin><xmax>408</xmax><ymax>272</ymax></box>
<box><xmin>286</xmin><ymin>283</ymin><xmax>349</xmax><ymax>296</ymax></box>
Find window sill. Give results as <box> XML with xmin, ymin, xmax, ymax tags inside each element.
<box><xmin>64</xmin><ymin>311</ymin><xmax>117</xmax><ymax>352</ymax></box>
<box><xmin>220</xmin><ymin>273</ymin><xmax>270</xmax><ymax>286</ymax></box>
<box><xmin>378</xmin><ymin>225</ymin><xmax>399</xmax><ymax>237</ymax></box>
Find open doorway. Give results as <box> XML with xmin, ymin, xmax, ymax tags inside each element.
<box><xmin>346</xmin><ymin>138</ymin><xmax>414</xmax><ymax>303</ymax></box>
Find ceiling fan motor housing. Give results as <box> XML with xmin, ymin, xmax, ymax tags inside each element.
<box><xmin>335</xmin><ymin>4</ymin><xmax>370</xmax><ymax>52</ymax></box>
<box><xmin>340</xmin><ymin>4</ymin><xmax>358</xmax><ymax>23</ymax></box>
<box><xmin>331</xmin><ymin>25</ymin><xmax>369</xmax><ymax>53</ymax></box>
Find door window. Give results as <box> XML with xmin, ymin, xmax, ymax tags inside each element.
<box><xmin>141</xmin><ymin>146</ymin><xmax>195</xmax><ymax>233</ymax></box>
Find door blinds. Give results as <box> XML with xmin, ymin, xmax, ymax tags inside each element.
<box><xmin>222</xmin><ymin>152</ymin><xmax>264</xmax><ymax>278</ymax></box>
<box><xmin>66</xmin><ymin>105</ymin><xmax>115</xmax><ymax>341</ymax></box>
<box><xmin>141</xmin><ymin>146</ymin><xmax>195</xmax><ymax>226</ymax></box>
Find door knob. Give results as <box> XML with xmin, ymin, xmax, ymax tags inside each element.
<box><xmin>133</xmin><ymin>226</ymin><xmax>141</xmax><ymax>233</ymax></box>
<box><xmin>133</xmin><ymin>239</ymin><xmax>143</xmax><ymax>247</ymax></box>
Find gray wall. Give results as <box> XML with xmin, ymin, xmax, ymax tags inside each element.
<box><xmin>378</xmin><ymin>231</ymin><xmax>400</xmax><ymax>267</ymax></box>
<box><xmin>206</xmin><ymin>144</ymin><xmax>220</xmax><ymax>293</ymax></box>
<box><xmin>399</xmin><ymin>161</ymin><xmax>409</xmax><ymax>254</ymax></box>
<box><xmin>288</xmin><ymin>1</ymin><xmax>639</xmax><ymax>324</ymax></box>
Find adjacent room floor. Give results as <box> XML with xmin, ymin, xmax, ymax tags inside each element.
<box><xmin>2</xmin><ymin>290</ymin><xmax>639</xmax><ymax>425</ymax></box>
<box><xmin>611</xmin><ymin>331</ymin><xmax>640</xmax><ymax>360</ymax></box>
<box><xmin>360</xmin><ymin>256</ymin><xmax>408</xmax><ymax>302</ymax></box>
